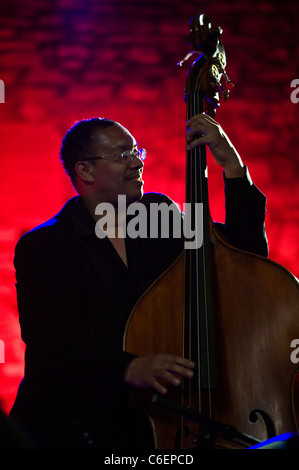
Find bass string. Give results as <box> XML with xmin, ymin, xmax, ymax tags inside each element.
<box><xmin>188</xmin><ymin>90</ymin><xmax>213</xmax><ymax>417</ymax></box>
<box><xmin>192</xmin><ymin>92</ymin><xmax>202</xmax><ymax>414</ymax></box>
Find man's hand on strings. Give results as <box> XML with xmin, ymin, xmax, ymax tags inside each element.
<box><xmin>186</xmin><ymin>113</ymin><xmax>245</xmax><ymax>178</ymax></box>
<box><xmin>124</xmin><ymin>354</ymin><xmax>195</xmax><ymax>395</ymax></box>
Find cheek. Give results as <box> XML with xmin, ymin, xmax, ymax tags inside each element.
<box><xmin>96</xmin><ymin>167</ymin><xmax>123</xmax><ymax>188</ymax></box>
<box><xmin>105</xmin><ymin>172</ymin><xmax>128</xmax><ymax>198</ymax></box>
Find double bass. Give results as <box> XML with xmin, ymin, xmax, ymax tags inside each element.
<box><xmin>123</xmin><ymin>14</ymin><xmax>299</xmax><ymax>449</ymax></box>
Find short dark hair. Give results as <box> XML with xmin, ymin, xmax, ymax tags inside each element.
<box><xmin>59</xmin><ymin>117</ymin><xmax>117</xmax><ymax>181</ymax></box>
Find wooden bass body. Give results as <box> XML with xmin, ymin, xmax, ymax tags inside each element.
<box><xmin>123</xmin><ymin>227</ymin><xmax>299</xmax><ymax>448</ymax></box>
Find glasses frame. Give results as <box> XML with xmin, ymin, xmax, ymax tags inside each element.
<box><xmin>82</xmin><ymin>148</ymin><xmax>146</xmax><ymax>164</ymax></box>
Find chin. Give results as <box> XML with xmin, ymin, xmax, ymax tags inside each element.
<box><xmin>128</xmin><ymin>188</ymin><xmax>143</xmax><ymax>205</ymax></box>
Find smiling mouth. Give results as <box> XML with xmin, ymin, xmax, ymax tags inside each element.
<box><xmin>127</xmin><ymin>172</ymin><xmax>143</xmax><ymax>182</ymax></box>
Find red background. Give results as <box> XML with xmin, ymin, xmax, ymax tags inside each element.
<box><xmin>0</xmin><ymin>0</ymin><xmax>298</xmax><ymax>415</ymax></box>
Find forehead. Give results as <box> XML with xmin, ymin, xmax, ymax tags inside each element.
<box><xmin>95</xmin><ymin>125</ymin><xmax>136</xmax><ymax>152</ymax></box>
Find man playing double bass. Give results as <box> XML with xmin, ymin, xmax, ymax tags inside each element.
<box><xmin>9</xmin><ymin>113</ymin><xmax>268</xmax><ymax>448</ymax></box>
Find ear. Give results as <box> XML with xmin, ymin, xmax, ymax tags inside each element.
<box><xmin>74</xmin><ymin>161</ymin><xmax>96</xmax><ymax>183</ymax></box>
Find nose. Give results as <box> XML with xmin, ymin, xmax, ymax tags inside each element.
<box><xmin>129</xmin><ymin>154</ymin><xmax>144</xmax><ymax>169</ymax></box>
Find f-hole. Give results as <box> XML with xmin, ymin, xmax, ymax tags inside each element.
<box><xmin>249</xmin><ymin>409</ymin><xmax>276</xmax><ymax>439</ymax></box>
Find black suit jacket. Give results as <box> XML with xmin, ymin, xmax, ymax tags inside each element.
<box><xmin>10</xmin><ymin>172</ymin><xmax>268</xmax><ymax>448</ymax></box>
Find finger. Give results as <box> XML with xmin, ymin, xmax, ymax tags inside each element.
<box><xmin>149</xmin><ymin>377</ymin><xmax>168</xmax><ymax>395</ymax></box>
<box><xmin>159</xmin><ymin>355</ymin><xmax>195</xmax><ymax>369</ymax></box>
<box><xmin>187</xmin><ymin>113</ymin><xmax>215</xmax><ymax>126</ymax></box>
<box><xmin>186</xmin><ymin>136</ymin><xmax>207</xmax><ymax>150</ymax></box>
<box><xmin>157</xmin><ymin>356</ymin><xmax>195</xmax><ymax>378</ymax></box>
<box><xmin>165</xmin><ymin>362</ymin><xmax>194</xmax><ymax>379</ymax></box>
<box><xmin>149</xmin><ymin>371</ymin><xmax>183</xmax><ymax>394</ymax></box>
<box><xmin>150</xmin><ymin>366</ymin><xmax>193</xmax><ymax>395</ymax></box>
<box><xmin>186</xmin><ymin>113</ymin><xmax>218</xmax><ymax>139</ymax></box>
<box><xmin>155</xmin><ymin>369</ymin><xmax>182</xmax><ymax>386</ymax></box>
<box><xmin>186</xmin><ymin>129</ymin><xmax>207</xmax><ymax>144</ymax></box>
<box><xmin>186</xmin><ymin>122</ymin><xmax>211</xmax><ymax>145</ymax></box>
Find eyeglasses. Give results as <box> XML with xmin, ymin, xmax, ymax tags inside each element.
<box><xmin>82</xmin><ymin>148</ymin><xmax>146</xmax><ymax>164</ymax></box>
